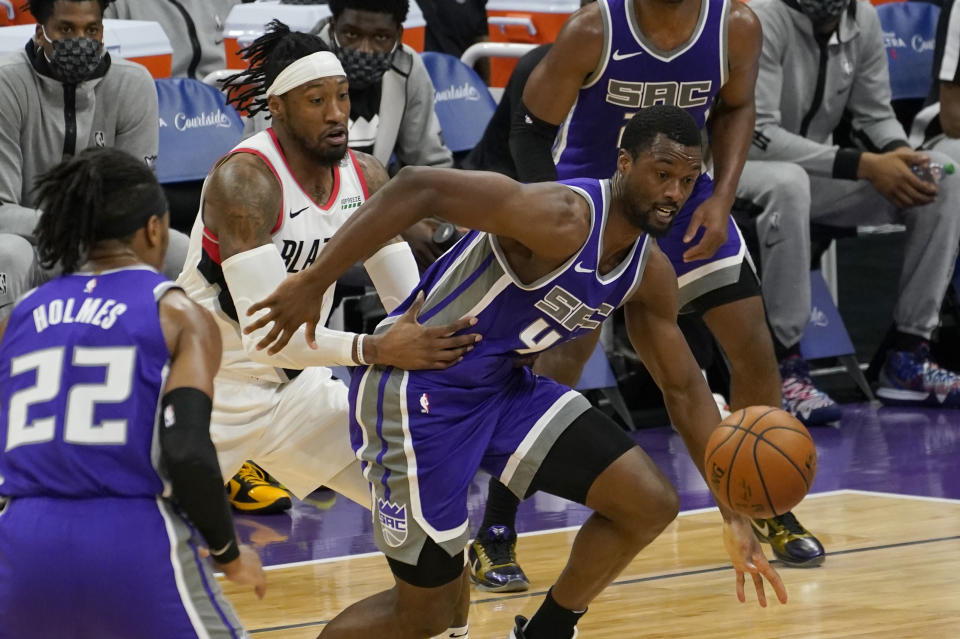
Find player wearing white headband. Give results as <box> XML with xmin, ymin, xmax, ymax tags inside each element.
<box><xmin>177</xmin><ymin>28</ymin><xmax>479</xmax><ymax>636</ymax></box>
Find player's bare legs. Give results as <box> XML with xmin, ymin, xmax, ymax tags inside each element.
<box><xmin>319</xmin><ymin>447</ymin><xmax>674</xmax><ymax>639</ymax></box>
<box><xmin>701</xmin><ymin>295</ymin><xmax>780</xmax><ymax>409</ymax></box>
<box><xmin>318</xmin><ymin>566</ymin><xmax>470</xmax><ymax>638</ymax></box>
<box><xmin>545</xmin><ymin>446</ymin><xmax>679</xmax><ymax>610</ymax></box>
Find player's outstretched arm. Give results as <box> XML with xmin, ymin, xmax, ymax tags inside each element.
<box><xmin>511</xmin><ymin>3</ymin><xmax>603</xmax><ymax>182</ymax></box>
<box><xmin>622</xmin><ymin>247</ymin><xmax>787</xmax><ymax>607</ymax></box>
<box><xmin>158</xmin><ymin>289</ymin><xmax>267</xmax><ymax>599</ymax></box>
<box><xmin>352</xmin><ymin>151</ymin><xmax>423</xmax><ymax>313</ymax></box>
<box><xmin>245</xmin><ymin>167</ymin><xmax>590</xmax><ymax>352</ymax></box>
<box><xmin>681</xmin><ymin>1</ymin><xmax>762</xmax><ymax>262</ymax></box>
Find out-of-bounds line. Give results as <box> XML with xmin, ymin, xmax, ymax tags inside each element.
<box><xmin>248</xmin><ymin>530</ymin><xmax>960</xmax><ymax>635</ymax></box>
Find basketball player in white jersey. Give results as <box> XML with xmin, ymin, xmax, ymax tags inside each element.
<box><xmin>177</xmin><ymin>25</ymin><xmax>478</xmax><ymax>529</ymax></box>
<box><xmin>177</xmin><ymin>25</ymin><xmax>477</xmax><ymax>639</ymax></box>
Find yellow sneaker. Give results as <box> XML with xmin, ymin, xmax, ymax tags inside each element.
<box><xmin>227</xmin><ymin>462</ymin><xmax>292</xmax><ymax>514</ymax></box>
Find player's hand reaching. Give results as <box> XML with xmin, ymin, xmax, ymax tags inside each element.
<box><xmin>365</xmin><ymin>291</ymin><xmax>482</xmax><ymax>370</ymax></box>
<box><xmin>215</xmin><ymin>544</ymin><xmax>268</xmax><ymax>599</ymax></box>
<box><xmin>246</xmin><ymin>269</ymin><xmax>329</xmax><ymax>354</ymax></box>
<box><xmin>722</xmin><ymin>515</ymin><xmax>788</xmax><ymax>607</ymax></box>
<box><xmin>682</xmin><ymin>194</ymin><xmax>730</xmax><ymax>262</ymax></box>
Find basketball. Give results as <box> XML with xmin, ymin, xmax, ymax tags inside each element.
<box><xmin>704</xmin><ymin>406</ymin><xmax>817</xmax><ymax>518</ymax></box>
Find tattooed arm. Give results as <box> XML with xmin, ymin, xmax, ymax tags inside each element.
<box><xmin>202</xmin><ymin>154</ymin><xmax>282</xmax><ymax>261</ymax></box>
<box><xmin>206</xmin><ymin>152</ymin><xmax>479</xmax><ymax>369</ymax></box>
<box><xmin>353</xmin><ymin>150</ymin><xmax>390</xmax><ymax>198</ymax></box>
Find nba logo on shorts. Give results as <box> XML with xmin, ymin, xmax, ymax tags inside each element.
<box><xmin>0</xmin><ymin>272</ymin><xmax>6</xmax><ymax>296</ymax></box>
<box><xmin>94</xmin><ymin>131</ymin><xmax>105</xmax><ymax>147</ymax></box>
<box><xmin>377</xmin><ymin>498</ymin><xmax>408</xmax><ymax>547</ymax></box>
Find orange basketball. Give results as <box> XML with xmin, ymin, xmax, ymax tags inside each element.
<box><xmin>704</xmin><ymin>406</ymin><xmax>817</xmax><ymax>518</ymax></box>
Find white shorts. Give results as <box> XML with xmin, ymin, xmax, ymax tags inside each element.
<box><xmin>211</xmin><ymin>367</ymin><xmax>364</xmax><ymax>502</ymax></box>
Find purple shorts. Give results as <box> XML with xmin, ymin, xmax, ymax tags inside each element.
<box><xmin>348</xmin><ymin>365</ymin><xmax>591</xmax><ymax>565</ymax></box>
<box><xmin>0</xmin><ymin>496</ymin><xmax>245</xmax><ymax>639</ymax></box>
<box><xmin>655</xmin><ymin>174</ymin><xmax>751</xmax><ymax>309</ymax></box>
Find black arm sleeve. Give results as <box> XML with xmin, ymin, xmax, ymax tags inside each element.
<box><xmin>509</xmin><ymin>100</ymin><xmax>561</xmax><ymax>183</ymax></box>
<box><xmin>159</xmin><ymin>387</ymin><xmax>239</xmax><ymax>564</ymax></box>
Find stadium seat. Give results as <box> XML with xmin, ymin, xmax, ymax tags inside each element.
<box><xmin>155</xmin><ymin>77</ymin><xmax>245</xmax><ymax>184</ymax></box>
<box><xmin>799</xmin><ymin>270</ymin><xmax>875</xmax><ymax>401</ymax></box>
<box><xmin>155</xmin><ymin>78</ymin><xmax>245</xmax><ymax>232</ymax></box>
<box><xmin>877</xmin><ymin>1</ymin><xmax>940</xmax><ymax>101</ymax></box>
<box><xmin>419</xmin><ymin>51</ymin><xmax>497</xmax><ymax>155</ymax></box>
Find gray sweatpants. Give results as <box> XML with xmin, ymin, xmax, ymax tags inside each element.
<box><xmin>737</xmin><ymin>149</ymin><xmax>960</xmax><ymax>350</ymax></box>
<box><xmin>0</xmin><ymin>229</ymin><xmax>190</xmax><ymax>321</ymax></box>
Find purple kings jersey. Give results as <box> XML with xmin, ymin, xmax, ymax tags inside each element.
<box><xmin>554</xmin><ymin>0</ymin><xmax>729</xmax><ymax>179</ymax></box>
<box><xmin>380</xmin><ymin>178</ymin><xmax>651</xmax><ymax>387</ymax></box>
<box><xmin>0</xmin><ymin>267</ymin><xmax>177</xmax><ymax>499</ymax></box>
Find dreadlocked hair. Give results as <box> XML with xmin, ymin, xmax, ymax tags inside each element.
<box><xmin>223</xmin><ymin>20</ymin><xmax>331</xmax><ymax>117</ymax></box>
<box><xmin>33</xmin><ymin>148</ymin><xmax>162</xmax><ymax>273</ymax></box>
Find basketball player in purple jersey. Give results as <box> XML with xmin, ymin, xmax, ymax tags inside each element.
<box><xmin>0</xmin><ymin>148</ymin><xmax>265</xmax><ymax>638</ymax></box>
<box><xmin>245</xmin><ymin>106</ymin><xmax>788</xmax><ymax>639</ymax></box>
<box><xmin>477</xmin><ymin>0</ymin><xmax>825</xmax><ymax>574</ymax></box>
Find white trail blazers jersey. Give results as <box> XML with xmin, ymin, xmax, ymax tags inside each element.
<box><xmin>178</xmin><ymin>128</ymin><xmax>370</xmax><ymax>384</ymax></box>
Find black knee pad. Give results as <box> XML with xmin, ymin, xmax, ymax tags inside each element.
<box><xmin>682</xmin><ymin>261</ymin><xmax>761</xmax><ymax>316</ymax></box>
<box><xmin>386</xmin><ymin>537</ymin><xmax>465</xmax><ymax>589</ymax></box>
<box><xmin>525</xmin><ymin>407</ymin><xmax>637</xmax><ymax>504</ymax></box>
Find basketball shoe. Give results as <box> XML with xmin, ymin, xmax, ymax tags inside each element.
<box><xmin>751</xmin><ymin>511</ymin><xmax>825</xmax><ymax>567</ymax></box>
<box><xmin>227</xmin><ymin>461</ymin><xmax>292</xmax><ymax>514</ymax></box>
<box><xmin>469</xmin><ymin>525</ymin><xmax>530</xmax><ymax>592</ymax></box>
<box><xmin>779</xmin><ymin>356</ymin><xmax>842</xmax><ymax>426</ymax></box>
<box><xmin>877</xmin><ymin>343</ymin><xmax>960</xmax><ymax>407</ymax></box>
<box><xmin>508</xmin><ymin>616</ymin><xmax>578</xmax><ymax>639</ymax></box>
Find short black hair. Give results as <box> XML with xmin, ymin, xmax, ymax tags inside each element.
<box><xmin>27</xmin><ymin>0</ymin><xmax>112</xmax><ymax>25</ymax></box>
<box><xmin>33</xmin><ymin>148</ymin><xmax>164</xmax><ymax>273</ymax></box>
<box><xmin>619</xmin><ymin>106</ymin><xmax>701</xmax><ymax>158</ymax></box>
<box><xmin>328</xmin><ymin>0</ymin><xmax>410</xmax><ymax>26</ymax></box>
<box><xmin>223</xmin><ymin>20</ymin><xmax>331</xmax><ymax>117</ymax></box>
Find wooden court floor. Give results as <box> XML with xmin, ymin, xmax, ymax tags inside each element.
<box><xmin>220</xmin><ymin>491</ymin><xmax>960</xmax><ymax>638</ymax></box>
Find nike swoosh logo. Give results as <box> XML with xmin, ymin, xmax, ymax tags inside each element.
<box><xmin>574</xmin><ymin>262</ymin><xmax>593</xmax><ymax>274</ymax></box>
<box><xmin>449</xmin><ymin>633</ymin><xmax>469</xmax><ymax>638</ymax></box>
<box><xmin>289</xmin><ymin>207</ymin><xmax>308</xmax><ymax>218</ymax></box>
<box><xmin>612</xmin><ymin>49</ymin><xmax>643</xmax><ymax>61</ymax></box>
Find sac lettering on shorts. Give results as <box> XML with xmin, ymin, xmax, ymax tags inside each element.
<box><xmin>516</xmin><ymin>285</ymin><xmax>613</xmax><ymax>354</ymax></box>
<box><xmin>279</xmin><ymin>238</ymin><xmax>329</xmax><ymax>273</ymax></box>
<box><xmin>377</xmin><ymin>498</ymin><xmax>408</xmax><ymax>547</ymax></box>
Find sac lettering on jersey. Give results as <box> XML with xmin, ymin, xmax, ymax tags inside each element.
<box><xmin>518</xmin><ymin>285</ymin><xmax>615</xmax><ymax>354</ymax></box>
<box><xmin>605</xmin><ymin>79</ymin><xmax>713</xmax><ymax>109</ymax></box>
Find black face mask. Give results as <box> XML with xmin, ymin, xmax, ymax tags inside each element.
<box><xmin>332</xmin><ymin>33</ymin><xmax>396</xmax><ymax>90</ymax></box>
<box><xmin>41</xmin><ymin>26</ymin><xmax>104</xmax><ymax>84</ymax></box>
<box><xmin>795</xmin><ymin>0</ymin><xmax>849</xmax><ymax>30</ymax></box>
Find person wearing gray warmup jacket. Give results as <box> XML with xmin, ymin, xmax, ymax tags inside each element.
<box><xmin>0</xmin><ymin>0</ymin><xmax>188</xmax><ymax>319</ymax></box>
<box><xmin>736</xmin><ymin>0</ymin><xmax>960</xmax><ymax>409</ymax></box>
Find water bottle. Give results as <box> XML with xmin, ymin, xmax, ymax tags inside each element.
<box><xmin>912</xmin><ymin>161</ymin><xmax>956</xmax><ymax>184</ymax></box>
